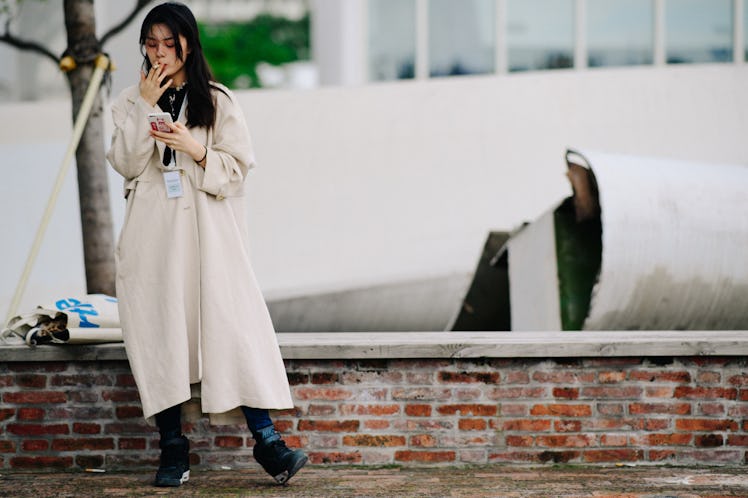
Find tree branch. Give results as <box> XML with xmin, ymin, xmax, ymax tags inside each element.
<box><xmin>99</xmin><ymin>0</ymin><xmax>153</xmax><ymax>47</ymax></box>
<box><xmin>0</xmin><ymin>32</ymin><xmax>59</xmax><ymax>64</ymax></box>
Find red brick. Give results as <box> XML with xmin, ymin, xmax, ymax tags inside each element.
<box><xmin>505</xmin><ymin>371</ymin><xmax>530</xmax><ymax>384</ymax></box>
<box><xmin>16</xmin><ymin>374</ymin><xmax>47</xmax><ymax>388</ymax></box>
<box><xmin>553</xmin><ymin>387</ymin><xmax>579</xmax><ymax>400</ymax></box>
<box><xmin>281</xmin><ymin>435</ymin><xmax>307</xmax><ymax>449</ymax></box>
<box><xmin>650</xmin><ymin>449</ymin><xmax>676</xmax><ymax>461</ymax></box>
<box><xmin>437</xmin><ymin>404</ymin><xmax>497</xmax><ymax>416</ymax></box>
<box><xmin>21</xmin><ymin>440</ymin><xmax>48</xmax><ymax>451</ymax></box>
<box><xmin>10</xmin><ymin>456</ymin><xmax>73</xmax><ymax>469</ymax></box>
<box><xmin>307</xmin><ymin>404</ymin><xmax>336</xmax><ymax>416</ymax></box>
<box><xmin>532</xmin><ymin>371</ymin><xmax>578</xmax><ymax>383</ymax></box>
<box><xmin>0</xmin><ymin>375</ymin><xmax>13</xmax><ymax>387</ymax></box>
<box><xmin>51</xmin><ymin>438</ymin><xmax>115</xmax><ymax>451</ymax></box>
<box><xmin>489</xmin><ymin>451</ymin><xmax>541</xmax><ymax>463</ymax></box>
<box><xmin>308</xmin><ymin>451</ymin><xmax>362</xmax><ymax>464</ymax></box>
<box><xmin>116</xmin><ymin>406</ymin><xmax>143</xmax><ymax>419</ymax></box>
<box><xmin>597</xmin><ymin>403</ymin><xmax>624</xmax><ymax>416</ymax></box>
<box><xmin>645</xmin><ymin>386</ymin><xmax>674</xmax><ymax>398</ymax></box>
<box><xmin>599</xmin><ymin>371</ymin><xmax>626</xmax><ymax>383</ymax></box>
<box><xmin>438</xmin><ymin>371</ymin><xmax>499</xmax><ymax>384</ymax></box>
<box><xmin>116</xmin><ymin>374</ymin><xmax>137</xmax><ymax>386</ymax></box>
<box><xmin>634</xmin><ymin>433</ymin><xmax>692</xmax><ymax>446</ymax></box>
<box><xmin>364</xmin><ymin>420</ymin><xmax>390</xmax><ymax>430</ymax></box>
<box><xmin>695</xmin><ymin>434</ymin><xmax>724</xmax><ymax>447</ymax></box>
<box><xmin>674</xmin><ymin>387</ymin><xmax>737</xmax><ymax>400</ymax></box>
<box><xmin>50</xmin><ymin>374</ymin><xmax>113</xmax><ymax>387</ymax></box>
<box><xmin>458</xmin><ymin>418</ymin><xmax>487</xmax><ymax>431</ymax></box>
<box><xmin>101</xmin><ymin>390</ymin><xmax>140</xmax><ymax>402</ymax></box>
<box><xmin>583</xmin><ymin>449</ymin><xmax>642</xmax><ymax>462</ymax></box>
<box><xmin>536</xmin><ymin>435</ymin><xmax>595</xmax><ymax>448</ymax></box>
<box><xmin>17</xmin><ymin>408</ymin><xmax>44</xmax><ymax>421</ymax></box>
<box><xmin>73</xmin><ymin>423</ymin><xmax>101</xmax><ymax>435</ymax></box>
<box><xmin>581</xmin><ymin>386</ymin><xmax>642</xmax><ymax>399</ymax></box>
<box><xmin>294</xmin><ymin>388</ymin><xmax>353</xmax><ymax>401</ymax></box>
<box><xmin>0</xmin><ymin>441</ymin><xmax>16</xmax><ymax>452</ymax></box>
<box><xmin>339</xmin><ymin>404</ymin><xmax>399</xmax><ymax>416</ymax></box>
<box><xmin>119</xmin><ymin>438</ymin><xmax>147</xmax><ymax>450</ymax></box>
<box><xmin>506</xmin><ymin>435</ymin><xmax>534</xmax><ymax>447</ymax></box>
<box><xmin>297</xmin><ymin>420</ymin><xmax>359</xmax><ymax>432</ymax></box>
<box><xmin>538</xmin><ymin>450</ymin><xmax>580</xmax><ymax>463</ymax></box>
<box><xmin>499</xmin><ymin>404</ymin><xmax>527</xmax><ymax>416</ymax></box>
<box><xmin>104</xmin><ymin>422</ymin><xmax>154</xmax><ymax>434</ymax></box>
<box><xmin>728</xmin><ymin>435</ymin><xmax>748</xmax><ymax>446</ymax></box>
<box><xmin>274</xmin><ymin>419</ymin><xmax>294</xmax><ymax>432</ymax></box>
<box><xmin>555</xmin><ymin>420</ymin><xmax>582</xmax><ymax>432</ymax></box>
<box><xmin>698</xmin><ymin>403</ymin><xmax>725</xmax><ymax>416</ymax></box>
<box><xmin>311</xmin><ymin>372</ymin><xmax>339</xmax><ymax>384</ymax></box>
<box><xmin>394</xmin><ymin>450</ymin><xmax>455</xmax><ymax>462</ymax></box>
<box><xmin>392</xmin><ymin>388</ymin><xmax>451</xmax><ymax>401</ymax></box>
<box><xmin>728</xmin><ymin>374</ymin><xmax>748</xmax><ymax>386</ymax></box>
<box><xmin>488</xmin><ymin>387</ymin><xmax>546</xmax><ymax>400</ymax></box>
<box><xmin>637</xmin><ymin>419</ymin><xmax>671</xmax><ymax>431</ymax></box>
<box><xmin>410</xmin><ymin>434</ymin><xmax>437</xmax><ymax>447</ymax></box>
<box><xmin>67</xmin><ymin>391</ymin><xmax>100</xmax><ymax>403</ymax></box>
<box><xmin>3</xmin><ymin>391</ymin><xmax>66</xmax><ymax>404</ymax></box>
<box><xmin>696</xmin><ymin>371</ymin><xmax>721</xmax><ymax>384</ymax></box>
<box><xmin>503</xmin><ymin>419</ymin><xmax>551</xmax><ymax>432</ymax></box>
<box><xmin>287</xmin><ymin>372</ymin><xmax>309</xmax><ymax>385</ymax></box>
<box><xmin>600</xmin><ymin>434</ymin><xmax>627</xmax><ymax>446</ymax></box>
<box><xmin>6</xmin><ymin>423</ymin><xmax>69</xmax><ymax>436</ymax></box>
<box><xmin>676</xmin><ymin>418</ymin><xmax>739</xmax><ymax>431</ymax></box>
<box><xmin>629</xmin><ymin>403</ymin><xmax>691</xmax><ymax>415</ymax></box>
<box><xmin>629</xmin><ymin>371</ymin><xmax>691</xmax><ymax>383</ymax></box>
<box><xmin>405</xmin><ymin>404</ymin><xmax>432</xmax><ymax>417</ymax></box>
<box><xmin>530</xmin><ymin>404</ymin><xmax>592</xmax><ymax>417</ymax></box>
<box><xmin>0</xmin><ymin>408</ymin><xmax>15</xmax><ymax>421</ymax></box>
<box><xmin>342</xmin><ymin>435</ymin><xmax>405</xmax><ymax>447</ymax></box>
<box><xmin>215</xmin><ymin>436</ymin><xmax>244</xmax><ymax>448</ymax></box>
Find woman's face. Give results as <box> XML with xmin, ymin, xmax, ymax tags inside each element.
<box><xmin>144</xmin><ymin>23</ymin><xmax>190</xmax><ymax>85</ymax></box>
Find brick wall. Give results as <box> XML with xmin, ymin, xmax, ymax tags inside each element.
<box><xmin>1</xmin><ymin>356</ymin><xmax>747</xmax><ymax>470</ymax></box>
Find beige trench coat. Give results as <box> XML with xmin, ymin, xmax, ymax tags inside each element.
<box><xmin>106</xmin><ymin>83</ymin><xmax>293</xmax><ymax>423</ymax></box>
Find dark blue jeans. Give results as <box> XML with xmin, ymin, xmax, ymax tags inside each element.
<box><xmin>155</xmin><ymin>404</ymin><xmax>273</xmax><ymax>440</ymax></box>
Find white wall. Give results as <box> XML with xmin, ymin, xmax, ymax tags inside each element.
<box><xmin>1</xmin><ymin>64</ymin><xmax>747</xmax><ymax>320</ymax></box>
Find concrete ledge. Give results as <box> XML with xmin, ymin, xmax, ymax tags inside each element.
<box><xmin>1</xmin><ymin>330</ymin><xmax>747</xmax><ymax>362</ymax></box>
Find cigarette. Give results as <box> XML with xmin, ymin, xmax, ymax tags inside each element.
<box><xmin>85</xmin><ymin>468</ymin><xmax>106</xmax><ymax>473</ymax></box>
<box><xmin>153</xmin><ymin>63</ymin><xmax>160</xmax><ymax>70</ymax></box>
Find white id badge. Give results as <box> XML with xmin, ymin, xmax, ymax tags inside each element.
<box><xmin>163</xmin><ymin>170</ymin><xmax>184</xmax><ymax>198</ymax></box>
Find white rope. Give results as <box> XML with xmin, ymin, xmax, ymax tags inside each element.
<box><xmin>5</xmin><ymin>55</ymin><xmax>110</xmax><ymax>326</ymax></box>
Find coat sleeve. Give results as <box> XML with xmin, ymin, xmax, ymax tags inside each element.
<box><xmin>198</xmin><ymin>88</ymin><xmax>257</xmax><ymax>198</ymax></box>
<box><xmin>106</xmin><ymin>87</ymin><xmax>159</xmax><ymax>181</ymax></box>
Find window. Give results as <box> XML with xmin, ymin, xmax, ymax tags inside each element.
<box><xmin>588</xmin><ymin>0</ymin><xmax>653</xmax><ymax>67</ymax></box>
<box><xmin>666</xmin><ymin>0</ymin><xmax>732</xmax><ymax>64</ymax></box>
<box><xmin>507</xmin><ymin>0</ymin><xmax>574</xmax><ymax>71</ymax></box>
<box><xmin>428</xmin><ymin>0</ymin><xmax>495</xmax><ymax>77</ymax></box>
<box><xmin>369</xmin><ymin>0</ymin><xmax>417</xmax><ymax>81</ymax></box>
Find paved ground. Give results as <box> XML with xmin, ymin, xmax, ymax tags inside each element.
<box><xmin>1</xmin><ymin>465</ymin><xmax>747</xmax><ymax>497</ymax></box>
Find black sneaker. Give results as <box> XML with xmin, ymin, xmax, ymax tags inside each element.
<box><xmin>154</xmin><ymin>435</ymin><xmax>190</xmax><ymax>487</ymax></box>
<box><xmin>253</xmin><ymin>434</ymin><xmax>308</xmax><ymax>484</ymax></box>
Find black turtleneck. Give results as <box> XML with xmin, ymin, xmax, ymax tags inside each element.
<box><xmin>157</xmin><ymin>84</ymin><xmax>187</xmax><ymax>165</ymax></box>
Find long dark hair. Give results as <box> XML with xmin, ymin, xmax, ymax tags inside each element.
<box><xmin>139</xmin><ymin>2</ymin><xmax>221</xmax><ymax>128</ymax></box>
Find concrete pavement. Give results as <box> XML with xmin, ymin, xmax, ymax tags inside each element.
<box><xmin>1</xmin><ymin>464</ymin><xmax>747</xmax><ymax>497</ymax></box>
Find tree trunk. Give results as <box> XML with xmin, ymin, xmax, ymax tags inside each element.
<box><xmin>63</xmin><ymin>0</ymin><xmax>116</xmax><ymax>296</ymax></box>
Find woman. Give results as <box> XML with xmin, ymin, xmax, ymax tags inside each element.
<box><xmin>106</xmin><ymin>2</ymin><xmax>306</xmax><ymax>487</ymax></box>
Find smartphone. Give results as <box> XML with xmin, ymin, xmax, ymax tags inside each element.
<box><xmin>147</xmin><ymin>112</ymin><xmax>173</xmax><ymax>133</ymax></box>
